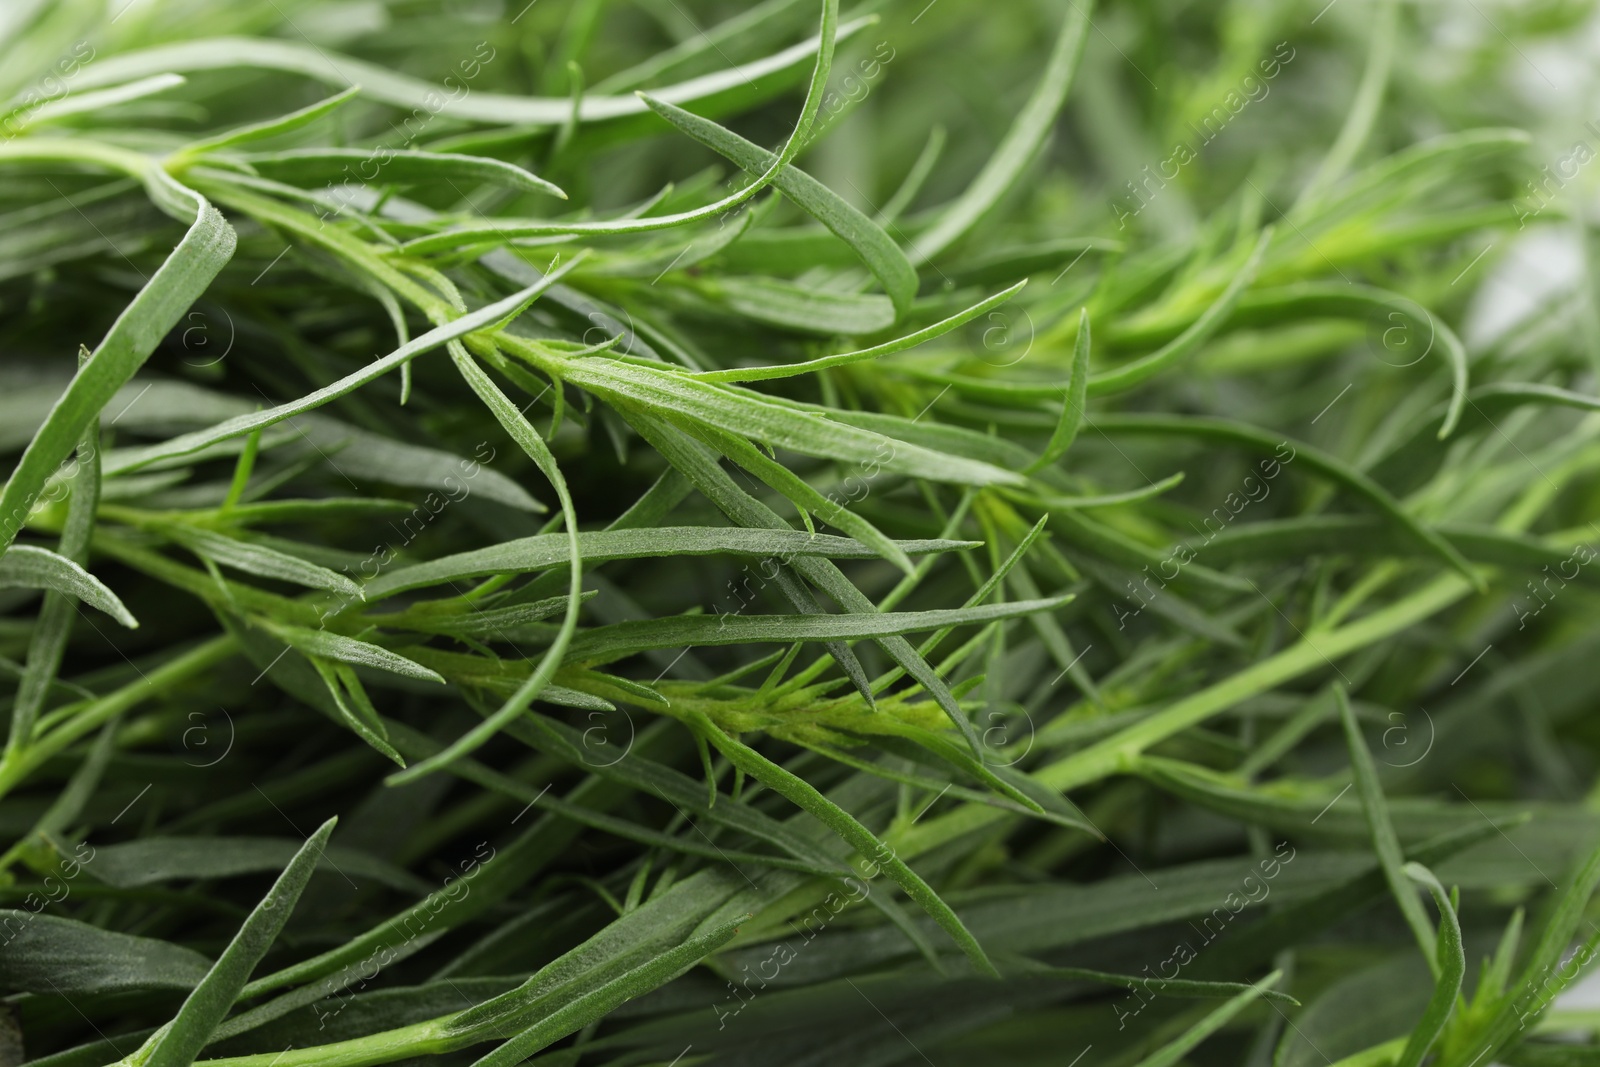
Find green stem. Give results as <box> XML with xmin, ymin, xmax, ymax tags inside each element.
<box><xmin>192</xmin><ymin>1021</ymin><xmax>454</xmax><ymax>1067</ymax></box>
<box><xmin>0</xmin><ymin>137</ymin><xmax>157</xmax><ymax>179</ymax></box>
<box><xmin>1291</xmin><ymin>0</ymin><xmax>1400</xmax><ymax>217</ymax></box>
<box><xmin>0</xmin><ymin>635</ymin><xmax>237</xmax><ymax>802</ymax></box>
<box><xmin>893</xmin><ymin>573</ymin><xmax>1473</xmax><ymax>857</ymax></box>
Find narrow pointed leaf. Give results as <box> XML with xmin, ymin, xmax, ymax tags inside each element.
<box><xmin>640</xmin><ymin>93</ymin><xmax>917</xmax><ymax>317</ymax></box>
<box><xmin>1337</xmin><ymin>687</ymin><xmax>1439</xmax><ymax>972</ymax></box>
<box><xmin>909</xmin><ymin>1</ymin><xmax>1093</xmax><ymax>264</ymax></box>
<box><xmin>0</xmin><ymin>545</ymin><xmax>137</xmax><ymax>627</ymax></box>
<box><xmin>143</xmin><ymin>818</ymin><xmax>337</xmax><ymax>1067</ymax></box>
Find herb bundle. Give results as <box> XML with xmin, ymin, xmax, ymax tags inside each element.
<box><xmin>0</xmin><ymin>1</ymin><xmax>1596</xmax><ymax>1065</ymax></box>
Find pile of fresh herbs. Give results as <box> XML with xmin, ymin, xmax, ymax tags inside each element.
<box><xmin>2</xmin><ymin>0</ymin><xmax>1598</xmax><ymax>1064</ymax></box>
